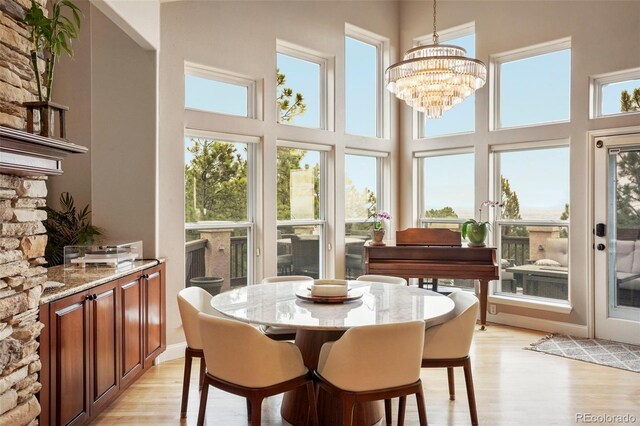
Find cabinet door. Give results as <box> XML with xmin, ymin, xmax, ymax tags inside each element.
<box><xmin>89</xmin><ymin>280</ymin><xmax>120</xmax><ymax>412</ymax></box>
<box><xmin>50</xmin><ymin>292</ymin><xmax>90</xmax><ymax>426</ymax></box>
<box><xmin>120</xmin><ymin>276</ymin><xmax>144</xmax><ymax>387</ymax></box>
<box><xmin>144</xmin><ymin>266</ymin><xmax>165</xmax><ymax>367</ymax></box>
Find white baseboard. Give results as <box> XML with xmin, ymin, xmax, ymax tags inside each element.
<box><xmin>155</xmin><ymin>341</ymin><xmax>187</xmax><ymax>364</ymax></box>
<box><xmin>487</xmin><ymin>312</ymin><xmax>589</xmax><ymax>337</ymax></box>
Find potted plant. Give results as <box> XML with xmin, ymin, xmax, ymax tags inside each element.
<box><xmin>23</xmin><ymin>0</ymin><xmax>81</xmax><ymax>138</ymax></box>
<box><xmin>368</xmin><ymin>207</ymin><xmax>391</xmax><ymax>246</ymax></box>
<box><xmin>462</xmin><ymin>200</ymin><xmax>502</xmax><ymax>247</ymax></box>
<box><xmin>43</xmin><ymin>192</ymin><xmax>102</xmax><ymax>266</ymax></box>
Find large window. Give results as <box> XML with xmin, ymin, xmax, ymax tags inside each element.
<box><xmin>344</xmin><ymin>153</ymin><xmax>384</xmax><ymax>278</ymax></box>
<box><xmin>184</xmin><ymin>132</ymin><xmax>256</xmax><ymax>292</ymax></box>
<box><xmin>345</xmin><ymin>34</ymin><xmax>380</xmax><ymax>137</ymax></box>
<box><xmin>493</xmin><ymin>144</ymin><xmax>570</xmax><ymax>302</ymax></box>
<box><xmin>277</xmin><ymin>145</ymin><xmax>327</xmax><ymax>278</ymax></box>
<box><xmin>419</xmin><ymin>151</ymin><xmax>475</xmax><ymax>289</ymax></box>
<box><xmin>419</xmin><ymin>31</ymin><xmax>476</xmax><ymax>138</ymax></box>
<box><xmin>591</xmin><ymin>68</ymin><xmax>640</xmax><ymax>118</ymax></box>
<box><xmin>493</xmin><ymin>38</ymin><xmax>571</xmax><ymax>129</ymax></box>
<box><xmin>276</xmin><ymin>42</ymin><xmax>329</xmax><ymax>129</ymax></box>
<box><xmin>184</xmin><ymin>64</ymin><xmax>255</xmax><ymax>118</ymax></box>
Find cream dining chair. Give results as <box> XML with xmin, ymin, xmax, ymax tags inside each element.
<box><xmin>401</xmin><ymin>291</ymin><xmax>480</xmax><ymax>425</ymax></box>
<box><xmin>196</xmin><ymin>313</ymin><xmax>318</xmax><ymax>426</ymax></box>
<box><xmin>315</xmin><ymin>321</ymin><xmax>428</xmax><ymax>426</ymax></box>
<box><xmin>177</xmin><ymin>286</ymin><xmax>223</xmax><ymax>418</ymax></box>
<box><xmin>356</xmin><ymin>274</ymin><xmax>407</xmax><ymax>286</ymax></box>
<box><xmin>260</xmin><ymin>275</ymin><xmax>314</xmax><ymax>340</ymax></box>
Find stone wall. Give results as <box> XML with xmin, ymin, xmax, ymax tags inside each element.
<box><xmin>0</xmin><ymin>174</ymin><xmax>48</xmax><ymax>425</ymax></box>
<box><xmin>0</xmin><ymin>0</ymin><xmax>47</xmax><ymax>130</ymax></box>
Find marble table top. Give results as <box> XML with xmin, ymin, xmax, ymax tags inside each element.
<box><xmin>211</xmin><ymin>280</ymin><xmax>455</xmax><ymax>330</ymax></box>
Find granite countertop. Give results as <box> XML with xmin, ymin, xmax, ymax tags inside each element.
<box><xmin>41</xmin><ymin>259</ymin><xmax>166</xmax><ymax>304</ymax></box>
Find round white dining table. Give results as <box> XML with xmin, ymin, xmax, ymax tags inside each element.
<box><xmin>211</xmin><ymin>280</ymin><xmax>455</xmax><ymax>426</ymax></box>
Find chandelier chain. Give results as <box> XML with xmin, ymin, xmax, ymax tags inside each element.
<box><xmin>433</xmin><ymin>0</ymin><xmax>439</xmax><ymax>44</ymax></box>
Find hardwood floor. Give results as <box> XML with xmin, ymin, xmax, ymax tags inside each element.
<box><xmin>93</xmin><ymin>325</ymin><xmax>640</xmax><ymax>425</ymax></box>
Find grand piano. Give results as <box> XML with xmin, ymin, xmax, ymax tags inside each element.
<box><xmin>364</xmin><ymin>228</ymin><xmax>499</xmax><ymax>329</ymax></box>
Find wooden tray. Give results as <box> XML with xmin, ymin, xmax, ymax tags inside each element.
<box><xmin>295</xmin><ymin>288</ymin><xmax>363</xmax><ymax>304</ymax></box>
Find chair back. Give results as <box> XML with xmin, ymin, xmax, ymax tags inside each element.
<box><xmin>177</xmin><ymin>286</ymin><xmax>219</xmax><ymax>350</ymax></box>
<box><xmin>198</xmin><ymin>313</ymin><xmax>306</xmax><ymax>388</ymax></box>
<box><xmin>317</xmin><ymin>321</ymin><xmax>424</xmax><ymax>392</ymax></box>
<box><xmin>423</xmin><ymin>291</ymin><xmax>479</xmax><ymax>360</ymax></box>
<box><xmin>291</xmin><ymin>235</ymin><xmax>320</xmax><ymax>278</ymax></box>
<box><xmin>356</xmin><ymin>274</ymin><xmax>407</xmax><ymax>286</ymax></box>
<box><xmin>262</xmin><ymin>275</ymin><xmax>314</xmax><ymax>284</ymax></box>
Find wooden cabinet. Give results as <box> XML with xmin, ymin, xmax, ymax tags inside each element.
<box><xmin>39</xmin><ymin>263</ymin><xmax>165</xmax><ymax>426</ymax></box>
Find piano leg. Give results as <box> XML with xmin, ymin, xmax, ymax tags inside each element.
<box><xmin>478</xmin><ymin>280</ymin><xmax>489</xmax><ymax>330</ymax></box>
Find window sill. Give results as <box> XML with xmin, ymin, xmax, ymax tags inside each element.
<box><xmin>488</xmin><ymin>294</ymin><xmax>573</xmax><ymax>314</ymax></box>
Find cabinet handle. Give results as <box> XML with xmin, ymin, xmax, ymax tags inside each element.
<box><xmin>85</xmin><ymin>294</ymin><xmax>91</xmax><ymax>301</ymax></box>
<box><xmin>92</xmin><ymin>294</ymin><xmax>98</xmax><ymax>300</ymax></box>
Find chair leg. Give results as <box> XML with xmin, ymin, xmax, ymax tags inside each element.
<box><xmin>397</xmin><ymin>395</ymin><xmax>407</xmax><ymax>426</ymax></box>
<box><xmin>463</xmin><ymin>358</ymin><xmax>479</xmax><ymax>426</ymax></box>
<box><xmin>180</xmin><ymin>349</ymin><xmax>193</xmax><ymax>418</ymax></box>
<box><xmin>415</xmin><ymin>387</ymin><xmax>428</xmax><ymax>426</ymax></box>
<box><xmin>341</xmin><ymin>395</ymin><xmax>354</xmax><ymax>426</ymax></box>
<box><xmin>384</xmin><ymin>399</ymin><xmax>392</xmax><ymax>426</ymax></box>
<box><xmin>196</xmin><ymin>379</ymin><xmax>209</xmax><ymax>426</ymax></box>
<box><xmin>199</xmin><ymin>357</ymin><xmax>206</xmax><ymax>390</ymax></box>
<box><xmin>447</xmin><ymin>367</ymin><xmax>455</xmax><ymax>400</ymax></box>
<box><xmin>306</xmin><ymin>381</ymin><xmax>319</xmax><ymax>426</ymax></box>
<box><xmin>246</xmin><ymin>398</ymin><xmax>252</xmax><ymax>421</ymax></box>
<box><xmin>249</xmin><ymin>397</ymin><xmax>263</xmax><ymax>426</ymax></box>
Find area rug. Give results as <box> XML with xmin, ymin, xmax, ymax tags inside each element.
<box><xmin>526</xmin><ymin>334</ymin><xmax>640</xmax><ymax>373</ymax></box>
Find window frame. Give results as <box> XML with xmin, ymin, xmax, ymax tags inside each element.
<box><xmin>490</xmin><ymin>37</ymin><xmax>572</xmax><ymax>131</ymax></box>
<box><xmin>184</xmin><ymin>62</ymin><xmax>259</xmax><ymax>119</ymax></box>
<box><xmin>413</xmin><ymin>22</ymin><xmax>477</xmax><ymax>140</ymax></box>
<box><xmin>184</xmin><ymin>129</ymin><xmax>259</xmax><ymax>286</ymax></box>
<box><xmin>276</xmin><ymin>140</ymin><xmax>331</xmax><ymax>278</ymax></box>
<box><xmin>490</xmin><ymin>140</ymin><xmax>571</xmax><ymax>306</ymax></box>
<box><xmin>276</xmin><ymin>41</ymin><xmax>334</xmax><ymax>131</ymax></box>
<box><xmin>416</xmin><ymin>147</ymin><xmax>475</xmax><ymax>228</ymax></box>
<box><xmin>590</xmin><ymin>67</ymin><xmax>640</xmax><ymax>119</ymax></box>
<box><xmin>344</xmin><ymin>24</ymin><xmax>388</xmax><ymax>139</ymax></box>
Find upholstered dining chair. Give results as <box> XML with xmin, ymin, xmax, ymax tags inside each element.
<box><xmin>408</xmin><ymin>291</ymin><xmax>480</xmax><ymax>425</ymax></box>
<box><xmin>197</xmin><ymin>313</ymin><xmax>319</xmax><ymax>426</ymax></box>
<box><xmin>260</xmin><ymin>275</ymin><xmax>314</xmax><ymax>340</ymax></box>
<box><xmin>315</xmin><ymin>321</ymin><xmax>427</xmax><ymax>426</ymax></box>
<box><xmin>177</xmin><ymin>286</ymin><xmax>222</xmax><ymax>418</ymax></box>
<box><xmin>356</xmin><ymin>274</ymin><xmax>408</xmax><ymax>286</ymax></box>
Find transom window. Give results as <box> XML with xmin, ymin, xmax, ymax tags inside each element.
<box><xmin>184</xmin><ymin>63</ymin><xmax>256</xmax><ymax>118</ymax></box>
<box><xmin>493</xmin><ymin>143</ymin><xmax>570</xmax><ymax>302</ymax></box>
<box><xmin>276</xmin><ymin>41</ymin><xmax>330</xmax><ymax>129</ymax></box>
<box><xmin>492</xmin><ymin>38</ymin><xmax>571</xmax><ymax>130</ymax></box>
<box><xmin>345</xmin><ymin>27</ymin><xmax>383</xmax><ymax>137</ymax></box>
<box><xmin>416</xmin><ymin>25</ymin><xmax>477</xmax><ymax>138</ymax></box>
<box><xmin>590</xmin><ymin>68</ymin><xmax>640</xmax><ymax>118</ymax></box>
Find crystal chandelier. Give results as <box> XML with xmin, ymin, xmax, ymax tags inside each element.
<box><xmin>385</xmin><ymin>0</ymin><xmax>487</xmax><ymax>119</ymax></box>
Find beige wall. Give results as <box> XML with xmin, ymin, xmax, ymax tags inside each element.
<box><xmin>49</xmin><ymin>3</ymin><xmax>158</xmax><ymax>257</ymax></box>
<box><xmin>398</xmin><ymin>1</ymin><xmax>640</xmax><ymax>330</ymax></box>
<box><xmin>90</xmin><ymin>0</ymin><xmax>160</xmax><ymax>50</ymax></box>
<box><xmin>159</xmin><ymin>1</ymin><xmax>401</xmax><ymax>346</ymax></box>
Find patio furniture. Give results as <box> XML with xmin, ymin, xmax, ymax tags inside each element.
<box><xmin>290</xmin><ymin>234</ymin><xmax>320</xmax><ymax>278</ymax></box>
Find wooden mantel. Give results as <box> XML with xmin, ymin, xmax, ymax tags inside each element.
<box><xmin>0</xmin><ymin>126</ymin><xmax>88</xmax><ymax>176</ymax></box>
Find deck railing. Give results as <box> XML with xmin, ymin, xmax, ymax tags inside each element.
<box><xmin>185</xmin><ymin>239</ymin><xmax>207</xmax><ymax>288</ymax></box>
<box><xmin>501</xmin><ymin>235</ymin><xmax>530</xmax><ymax>266</ymax></box>
<box><xmin>230</xmin><ymin>236</ymin><xmax>247</xmax><ymax>286</ymax></box>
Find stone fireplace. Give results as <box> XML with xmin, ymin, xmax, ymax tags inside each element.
<box><xmin>0</xmin><ymin>1</ymin><xmax>86</xmax><ymax>423</ymax></box>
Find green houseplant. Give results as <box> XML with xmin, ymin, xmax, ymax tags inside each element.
<box><xmin>462</xmin><ymin>201</ymin><xmax>501</xmax><ymax>247</ymax></box>
<box><xmin>43</xmin><ymin>192</ymin><xmax>102</xmax><ymax>266</ymax></box>
<box><xmin>24</xmin><ymin>0</ymin><xmax>81</xmax><ymax>102</ymax></box>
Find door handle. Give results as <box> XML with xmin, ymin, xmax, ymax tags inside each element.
<box><xmin>595</xmin><ymin>223</ymin><xmax>606</xmax><ymax>237</ymax></box>
<box><xmin>597</xmin><ymin>243</ymin><xmax>606</xmax><ymax>251</ymax></box>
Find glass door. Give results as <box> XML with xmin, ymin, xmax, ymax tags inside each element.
<box><xmin>594</xmin><ymin>134</ymin><xmax>640</xmax><ymax>344</ymax></box>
